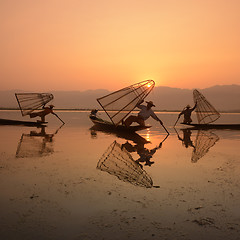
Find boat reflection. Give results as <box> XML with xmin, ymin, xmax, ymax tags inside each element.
<box><xmin>176</xmin><ymin>128</ymin><xmax>219</xmax><ymax>162</ymax></box>
<box><xmin>90</xmin><ymin>125</ymin><xmax>149</xmax><ymax>145</ymax></box>
<box><xmin>96</xmin><ymin>135</ymin><xmax>168</xmax><ymax>188</ymax></box>
<box><xmin>16</xmin><ymin>124</ymin><xmax>64</xmax><ymax>158</ymax></box>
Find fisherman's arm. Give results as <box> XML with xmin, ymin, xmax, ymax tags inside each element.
<box><xmin>151</xmin><ymin>112</ymin><xmax>163</xmax><ymax>125</ymax></box>
<box><xmin>178</xmin><ymin>111</ymin><xmax>183</xmax><ymax>117</ymax></box>
<box><xmin>192</xmin><ymin>102</ymin><xmax>197</xmax><ymax>111</ymax></box>
<box><xmin>136</xmin><ymin>99</ymin><xmax>144</xmax><ymax>108</ymax></box>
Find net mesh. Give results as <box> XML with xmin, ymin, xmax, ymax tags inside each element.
<box><xmin>193</xmin><ymin>89</ymin><xmax>220</xmax><ymax>124</ymax></box>
<box><xmin>15</xmin><ymin>93</ymin><xmax>54</xmax><ymax>116</ymax></box>
<box><xmin>97</xmin><ymin>80</ymin><xmax>155</xmax><ymax>125</ymax></box>
<box><xmin>97</xmin><ymin>141</ymin><xmax>153</xmax><ymax>188</ymax></box>
<box><xmin>191</xmin><ymin>130</ymin><xmax>219</xmax><ymax>163</ymax></box>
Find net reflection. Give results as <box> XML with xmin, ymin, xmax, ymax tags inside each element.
<box><xmin>16</xmin><ymin>124</ymin><xmax>64</xmax><ymax>158</ymax></box>
<box><xmin>191</xmin><ymin>130</ymin><xmax>219</xmax><ymax>163</ymax></box>
<box><xmin>176</xmin><ymin>128</ymin><xmax>219</xmax><ymax>162</ymax></box>
<box><xmin>97</xmin><ymin>141</ymin><xmax>153</xmax><ymax>188</ymax></box>
<box><xmin>96</xmin><ymin>134</ymin><xmax>168</xmax><ymax>188</ymax></box>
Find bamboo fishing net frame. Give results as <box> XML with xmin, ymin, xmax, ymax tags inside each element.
<box><xmin>193</xmin><ymin>89</ymin><xmax>220</xmax><ymax>124</ymax></box>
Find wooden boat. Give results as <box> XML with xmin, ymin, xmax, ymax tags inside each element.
<box><xmin>181</xmin><ymin>123</ymin><xmax>240</xmax><ymax>130</ymax></box>
<box><xmin>0</xmin><ymin>118</ymin><xmax>47</xmax><ymax>127</ymax></box>
<box><xmin>89</xmin><ymin>115</ymin><xmax>151</xmax><ymax>132</ymax></box>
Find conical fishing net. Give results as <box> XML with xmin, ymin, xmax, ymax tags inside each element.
<box><xmin>193</xmin><ymin>89</ymin><xmax>220</xmax><ymax>124</ymax></box>
<box><xmin>15</xmin><ymin>93</ymin><xmax>54</xmax><ymax>116</ymax></box>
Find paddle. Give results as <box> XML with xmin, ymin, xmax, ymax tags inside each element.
<box><xmin>53</xmin><ymin>113</ymin><xmax>65</xmax><ymax>124</ymax></box>
<box><xmin>160</xmin><ymin>121</ymin><xmax>169</xmax><ymax>135</ymax></box>
<box><xmin>174</xmin><ymin>106</ymin><xmax>186</xmax><ymax>127</ymax></box>
<box><xmin>173</xmin><ymin>127</ymin><xmax>181</xmax><ymax>140</ymax></box>
<box><xmin>174</xmin><ymin>115</ymin><xmax>180</xmax><ymax>127</ymax></box>
<box><xmin>159</xmin><ymin>133</ymin><xmax>169</xmax><ymax>147</ymax></box>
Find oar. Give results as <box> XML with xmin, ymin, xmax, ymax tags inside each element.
<box><xmin>174</xmin><ymin>115</ymin><xmax>180</xmax><ymax>127</ymax></box>
<box><xmin>160</xmin><ymin>122</ymin><xmax>169</xmax><ymax>135</ymax></box>
<box><xmin>173</xmin><ymin>127</ymin><xmax>181</xmax><ymax>139</ymax></box>
<box><xmin>53</xmin><ymin>113</ymin><xmax>65</xmax><ymax>124</ymax></box>
<box><xmin>158</xmin><ymin>133</ymin><xmax>169</xmax><ymax>148</ymax></box>
<box><xmin>161</xmin><ymin>133</ymin><xmax>169</xmax><ymax>143</ymax></box>
<box><xmin>174</xmin><ymin>106</ymin><xmax>186</xmax><ymax>127</ymax></box>
<box><xmin>53</xmin><ymin>123</ymin><xmax>65</xmax><ymax>135</ymax></box>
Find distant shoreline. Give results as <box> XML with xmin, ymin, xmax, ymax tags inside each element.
<box><xmin>0</xmin><ymin>108</ymin><xmax>240</xmax><ymax>113</ymax></box>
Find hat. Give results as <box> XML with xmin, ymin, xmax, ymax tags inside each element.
<box><xmin>146</xmin><ymin>101</ymin><xmax>155</xmax><ymax>107</ymax></box>
<box><xmin>186</xmin><ymin>104</ymin><xmax>191</xmax><ymax>108</ymax></box>
<box><xmin>49</xmin><ymin>104</ymin><xmax>55</xmax><ymax>108</ymax></box>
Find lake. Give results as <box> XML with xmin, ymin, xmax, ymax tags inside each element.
<box><xmin>0</xmin><ymin>110</ymin><xmax>240</xmax><ymax>240</ymax></box>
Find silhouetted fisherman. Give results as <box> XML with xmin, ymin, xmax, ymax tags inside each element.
<box><xmin>178</xmin><ymin>103</ymin><xmax>197</xmax><ymax>124</ymax></box>
<box><xmin>123</xmin><ymin>100</ymin><xmax>163</xmax><ymax>127</ymax></box>
<box><xmin>29</xmin><ymin>105</ymin><xmax>55</xmax><ymax>123</ymax></box>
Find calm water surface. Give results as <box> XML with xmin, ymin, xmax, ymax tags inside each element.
<box><xmin>0</xmin><ymin>111</ymin><xmax>240</xmax><ymax>240</ymax></box>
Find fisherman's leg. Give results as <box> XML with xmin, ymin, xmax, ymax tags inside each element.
<box><xmin>41</xmin><ymin>115</ymin><xmax>45</xmax><ymax>122</ymax></box>
<box><xmin>124</xmin><ymin>116</ymin><xmax>138</xmax><ymax>127</ymax></box>
<box><xmin>29</xmin><ymin>112</ymin><xmax>38</xmax><ymax>118</ymax></box>
<box><xmin>136</xmin><ymin>117</ymin><xmax>145</xmax><ymax>127</ymax></box>
<box><xmin>183</xmin><ymin>117</ymin><xmax>188</xmax><ymax>124</ymax></box>
<box><xmin>185</xmin><ymin>118</ymin><xmax>192</xmax><ymax>124</ymax></box>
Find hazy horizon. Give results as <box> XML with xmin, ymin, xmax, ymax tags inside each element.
<box><xmin>1</xmin><ymin>83</ymin><xmax>240</xmax><ymax>93</ymax></box>
<box><xmin>1</xmin><ymin>84</ymin><xmax>239</xmax><ymax>112</ymax></box>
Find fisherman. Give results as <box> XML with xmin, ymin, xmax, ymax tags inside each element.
<box><xmin>123</xmin><ymin>100</ymin><xmax>163</xmax><ymax>127</ymax></box>
<box><xmin>178</xmin><ymin>103</ymin><xmax>197</xmax><ymax>124</ymax></box>
<box><xmin>29</xmin><ymin>105</ymin><xmax>55</xmax><ymax>123</ymax></box>
<box><xmin>90</xmin><ymin>109</ymin><xmax>98</xmax><ymax>120</ymax></box>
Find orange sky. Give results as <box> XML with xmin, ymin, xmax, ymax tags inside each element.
<box><xmin>1</xmin><ymin>0</ymin><xmax>240</xmax><ymax>91</ymax></box>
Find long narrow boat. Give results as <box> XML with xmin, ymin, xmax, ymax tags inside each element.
<box><xmin>90</xmin><ymin>115</ymin><xmax>151</xmax><ymax>132</ymax></box>
<box><xmin>181</xmin><ymin>123</ymin><xmax>240</xmax><ymax>130</ymax></box>
<box><xmin>0</xmin><ymin>118</ymin><xmax>46</xmax><ymax>127</ymax></box>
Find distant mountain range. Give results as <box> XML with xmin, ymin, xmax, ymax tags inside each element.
<box><xmin>0</xmin><ymin>85</ymin><xmax>240</xmax><ymax>112</ymax></box>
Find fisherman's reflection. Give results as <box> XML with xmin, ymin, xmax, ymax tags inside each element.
<box><xmin>30</xmin><ymin>126</ymin><xmax>54</xmax><ymax>141</ymax></box>
<box><xmin>121</xmin><ymin>141</ymin><xmax>162</xmax><ymax>167</ymax></box>
<box><xmin>90</xmin><ymin>129</ymin><xmax>97</xmax><ymax>139</ymax></box>
<box><xmin>16</xmin><ymin>124</ymin><xmax>63</xmax><ymax>158</ymax></box>
<box><xmin>121</xmin><ymin>135</ymin><xmax>168</xmax><ymax>167</ymax></box>
<box><xmin>176</xmin><ymin>129</ymin><xmax>195</xmax><ymax>149</ymax></box>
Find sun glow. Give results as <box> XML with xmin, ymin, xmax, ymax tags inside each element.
<box><xmin>146</xmin><ymin>130</ymin><xmax>151</xmax><ymax>142</ymax></box>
